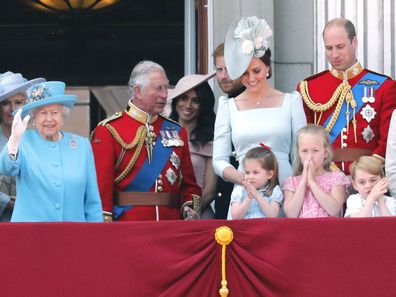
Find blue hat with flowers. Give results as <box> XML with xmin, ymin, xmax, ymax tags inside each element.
<box><xmin>15</xmin><ymin>81</ymin><xmax>76</xmax><ymax>118</ymax></box>
<box><xmin>0</xmin><ymin>71</ymin><xmax>45</xmax><ymax>102</ymax></box>
<box><xmin>224</xmin><ymin>16</ymin><xmax>273</xmax><ymax>80</ymax></box>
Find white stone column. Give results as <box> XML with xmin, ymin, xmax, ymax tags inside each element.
<box><xmin>315</xmin><ymin>0</ymin><xmax>395</xmax><ymax>78</ymax></box>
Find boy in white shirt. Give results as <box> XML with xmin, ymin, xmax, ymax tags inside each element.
<box><xmin>345</xmin><ymin>156</ymin><xmax>396</xmax><ymax>217</ymax></box>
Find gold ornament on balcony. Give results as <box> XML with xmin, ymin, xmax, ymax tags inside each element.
<box><xmin>18</xmin><ymin>0</ymin><xmax>123</xmax><ymax>13</ymax></box>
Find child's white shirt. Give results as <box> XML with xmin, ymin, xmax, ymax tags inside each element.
<box><xmin>345</xmin><ymin>193</ymin><xmax>396</xmax><ymax>217</ymax></box>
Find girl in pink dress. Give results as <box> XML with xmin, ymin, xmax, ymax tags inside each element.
<box><xmin>283</xmin><ymin>124</ymin><xmax>350</xmax><ymax>218</ymax></box>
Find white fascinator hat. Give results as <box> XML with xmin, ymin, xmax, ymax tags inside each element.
<box><xmin>224</xmin><ymin>16</ymin><xmax>273</xmax><ymax>80</ymax></box>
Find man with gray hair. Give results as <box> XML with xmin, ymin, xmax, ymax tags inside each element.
<box><xmin>91</xmin><ymin>60</ymin><xmax>201</xmax><ymax>221</ymax></box>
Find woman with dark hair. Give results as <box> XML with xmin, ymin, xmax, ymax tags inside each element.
<box><xmin>168</xmin><ymin>73</ymin><xmax>217</xmax><ymax>218</ymax></box>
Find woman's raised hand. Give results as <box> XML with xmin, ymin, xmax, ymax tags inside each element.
<box><xmin>8</xmin><ymin>109</ymin><xmax>30</xmax><ymax>155</ymax></box>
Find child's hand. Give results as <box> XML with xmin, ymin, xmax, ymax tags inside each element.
<box><xmin>367</xmin><ymin>177</ymin><xmax>388</xmax><ymax>202</ymax></box>
<box><xmin>301</xmin><ymin>159</ymin><xmax>309</xmax><ymax>184</ymax></box>
<box><xmin>307</xmin><ymin>160</ymin><xmax>317</xmax><ymax>186</ymax></box>
<box><xmin>243</xmin><ymin>181</ymin><xmax>258</xmax><ymax>200</ymax></box>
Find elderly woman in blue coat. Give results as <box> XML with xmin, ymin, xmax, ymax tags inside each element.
<box><xmin>0</xmin><ymin>81</ymin><xmax>103</xmax><ymax>222</ymax></box>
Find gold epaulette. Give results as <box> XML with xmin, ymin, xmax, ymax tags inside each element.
<box><xmin>159</xmin><ymin>114</ymin><xmax>181</xmax><ymax>127</ymax></box>
<box><xmin>98</xmin><ymin>112</ymin><xmax>123</xmax><ymax>126</ymax></box>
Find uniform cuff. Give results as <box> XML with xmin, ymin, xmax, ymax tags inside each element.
<box><xmin>103</xmin><ymin>211</ymin><xmax>113</xmax><ymax>222</ymax></box>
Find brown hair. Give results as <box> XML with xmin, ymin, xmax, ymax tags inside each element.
<box><xmin>350</xmin><ymin>156</ymin><xmax>385</xmax><ymax>180</ymax></box>
<box><xmin>212</xmin><ymin>43</ymin><xmax>225</xmax><ymax>65</ymax></box>
<box><xmin>323</xmin><ymin>18</ymin><xmax>357</xmax><ymax>42</ymax></box>
<box><xmin>259</xmin><ymin>48</ymin><xmax>272</xmax><ymax>79</ymax></box>
<box><xmin>293</xmin><ymin>124</ymin><xmax>333</xmax><ymax>175</ymax></box>
<box><xmin>243</xmin><ymin>146</ymin><xmax>279</xmax><ymax>195</ymax></box>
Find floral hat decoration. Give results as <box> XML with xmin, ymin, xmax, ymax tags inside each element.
<box><xmin>224</xmin><ymin>16</ymin><xmax>273</xmax><ymax>80</ymax></box>
<box><xmin>15</xmin><ymin>81</ymin><xmax>76</xmax><ymax>118</ymax></box>
<box><xmin>0</xmin><ymin>71</ymin><xmax>45</xmax><ymax>102</ymax></box>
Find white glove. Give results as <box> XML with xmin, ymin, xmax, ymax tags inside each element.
<box><xmin>8</xmin><ymin>109</ymin><xmax>30</xmax><ymax>155</ymax></box>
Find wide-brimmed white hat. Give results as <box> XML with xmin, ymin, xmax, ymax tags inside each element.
<box><xmin>224</xmin><ymin>16</ymin><xmax>272</xmax><ymax>80</ymax></box>
<box><xmin>15</xmin><ymin>81</ymin><xmax>76</xmax><ymax>118</ymax></box>
<box><xmin>0</xmin><ymin>71</ymin><xmax>45</xmax><ymax>102</ymax></box>
<box><xmin>167</xmin><ymin>72</ymin><xmax>215</xmax><ymax>101</ymax></box>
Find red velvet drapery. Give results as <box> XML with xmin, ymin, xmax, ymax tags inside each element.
<box><xmin>1</xmin><ymin>218</ymin><xmax>395</xmax><ymax>297</ymax></box>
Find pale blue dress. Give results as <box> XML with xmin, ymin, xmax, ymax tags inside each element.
<box><xmin>230</xmin><ymin>185</ymin><xmax>283</xmax><ymax>219</ymax></box>
<box><xmin>212</xmin><ymin>91</ymin><xmax>307</xmax><ymax>219</ymax></box>
<box><xmin>0</xmin><ymin>129</ymin><xmax>103</xmax><ymax>222</ymax></box>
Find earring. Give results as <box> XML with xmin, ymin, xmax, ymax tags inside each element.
<box><xmin>266</xmin><ymin>72</ymin><xmax>270</xmax><ymax>78</ymax></box>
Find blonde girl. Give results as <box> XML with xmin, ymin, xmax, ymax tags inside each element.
<box><xmin>231</xmin><ymin>145</ymin><xmax>283</xmax><ymax>219</ymax></box>
<box><xmin>283</xmin><ymin>124</ymin><xmax>349</xmax><ymax>218</ymax></box>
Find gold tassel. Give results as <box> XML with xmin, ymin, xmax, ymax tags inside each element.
<box><xmin>350</xmin><ymin>92</ymin><xmax>357</xmax><ymax>143</ymax></box>
<box><xmin>144</xmin><ymin>123</ymin><xmax>156</xmax><ymax>164</ymax></box>
<box><xmin>215</xmin><ymin>226</ymin><xmax>234</xmax><ymax>297</ymax></box>
<box><xmin>345</xmin><ymin>101</ymin><xmax>350</xmax><ymax>133</ymax></box>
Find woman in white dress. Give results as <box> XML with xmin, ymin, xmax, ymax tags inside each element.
<box><xmin>213</xmin><ymin>16</ymin><xmax>307</xmax><ymax>219</ymax></box>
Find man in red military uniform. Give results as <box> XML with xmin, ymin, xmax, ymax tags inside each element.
<box><xmin>91</xmin><ymin>60</ymin><xmax>201</xmax><ymax>221</ymax></box>
<box><xmin>298</xmin><ymin>18</ymin><xmax>396</xmax><ymax>174</ymax></box>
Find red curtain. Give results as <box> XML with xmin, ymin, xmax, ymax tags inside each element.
<box><xmin>1</xmin><ymin>218</ymin><xmax>395</xmax><ymax>297</ymax></box>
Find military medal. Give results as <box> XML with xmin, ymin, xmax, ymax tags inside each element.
<box><xmin>166</xmin><ymin>168</ymin><xmax>177</xmax><ymax>185</ymax></box>
<box><xmin>362</xmin><ymin>87</ymin><xmax>368</xmax><ymax>103</ymax></box>
<box><xmin>362</xmin><ymin>125</ymin><xmax>375</xmax><ymax>143</ymax></box>
<box><xmin>160</xmin><ymin>127</ymin><xmax>184</xmax><ymax>147</ymax></box>
<box><xmin>368</xmin><ymin>87</ymin><xmax>375</xmax><ymax>103</ymax></box>
<box><xmin>170</xmin><ymin>152</ymin><xmax>181</xmax><ymax>170</ymax></box>
<box><xmin>360</xmin><ymin>104</ymin><xmax>376</xmax><ymax>123</ymax></box>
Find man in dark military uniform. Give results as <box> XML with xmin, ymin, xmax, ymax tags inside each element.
<box><xmin>298</xmin><ymin>18</ymin><xmax>396</xmax><ymax>174</ymax></box>
<box><xmin>91</xmin><ymin>61</ymin><xmax>201</xmax><ymax>221</ymax></box>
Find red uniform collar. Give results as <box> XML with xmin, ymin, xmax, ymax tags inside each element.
<box><xmin>329</xmin><ymin>61</ymin><xmax>364</xmax><ymax>80</ymax></box>
<box><xmin>125</xmin><ymin>101</ymin><xmax>158</xmax><ymax>124</ymax></box>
